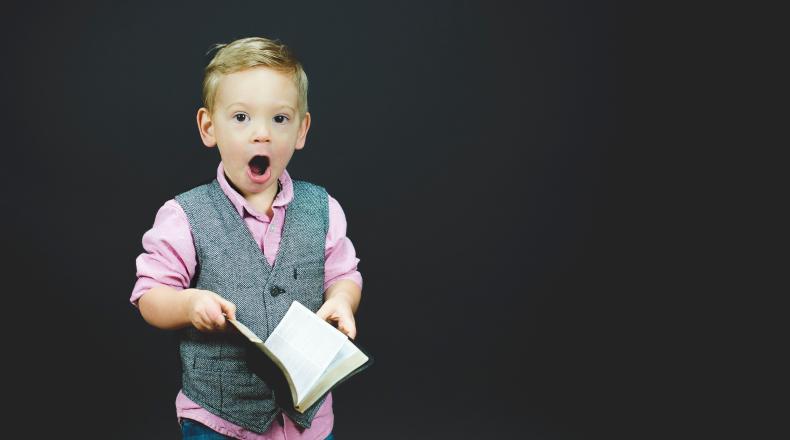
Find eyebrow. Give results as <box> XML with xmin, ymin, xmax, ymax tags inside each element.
<box><xmin>225</xmin><ymin>102</ymin><xmax>296</xmax><ymax>112</ymax></box>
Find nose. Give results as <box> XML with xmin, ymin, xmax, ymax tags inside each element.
<box><xmin>251</xmin><ymin>121</ymin><xmax>270</xmax><ymax>143</ymax></box>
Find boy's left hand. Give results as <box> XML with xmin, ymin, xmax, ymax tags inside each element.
<box><xmin>316</xmin><ymin>297</ymin><xmax>356</xmax><ymax>340</ymax></box>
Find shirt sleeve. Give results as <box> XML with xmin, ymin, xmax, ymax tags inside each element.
<box><xmin>130</xmin><ymin>199</ymin><xmax>197</xmax><ymax>307</ymax></box>
<box><xmin>324</xmin><ymin>195</ymin><xmax>363</xmax><ymax>291</ymax></box>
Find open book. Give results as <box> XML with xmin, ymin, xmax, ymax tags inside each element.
<box><xmin>227</xmin><ymin>300</ymin><xmax>372</xmax><ymax>413</ymax></box>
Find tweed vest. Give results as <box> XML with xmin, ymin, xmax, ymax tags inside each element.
<box><xmin>174</xmin><ymin>178</ymin><xmax>329</xmax><ymax>433</ymax></box>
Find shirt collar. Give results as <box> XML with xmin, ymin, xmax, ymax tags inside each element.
<box><xmin>216</xmin><ymin>162</ymin><xmax>294</xmax><ymax>220</ymax></box>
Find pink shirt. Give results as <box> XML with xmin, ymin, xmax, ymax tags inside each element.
<box><xmin>132</xmin><ymin>163</ymin><xmax>362</xmax><ymax>440</ymax></box>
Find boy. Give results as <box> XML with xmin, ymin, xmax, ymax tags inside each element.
<box><xmin>131</xmin><ymin>37</ymin><xmax>362</xmax><ymax>440</ymax></box>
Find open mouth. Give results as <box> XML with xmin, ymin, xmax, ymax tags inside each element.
<box><xmin>248</xmin><ymin>155</ymin><xmax>270</xmax><ymax>176</ymax></box>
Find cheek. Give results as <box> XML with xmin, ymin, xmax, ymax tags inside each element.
<box><xmin>277</xmin><ymin>142</ymin><xmax>294</xmax><ymax>162</ymax></box>
<box><xmin>217</xmin><ymin>143</ymin><xmax>244</xmax><ymax>164</ymax></box>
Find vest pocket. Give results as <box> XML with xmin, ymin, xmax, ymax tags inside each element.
<box><xmin>184</xmin><ymin>367</ymin><xmax>221</xmax><ymax>406</ymax></box>
<box><xmin>194</xmin><ymin>355</ymin><xmax>247</xmax><ymax>373</ymax></box>
<box><xmin>222</xmin><ymin>371</ymin><xmax>273</xmax><ymax>401</ymax></box>
<box><xmin>220</xmin><ymin>372</ymin><xmax>277</xmax><ymax>423</ymax></box>
<box><xmin>191</xmin><ymin>355</ymin><xmax>273</xmax><ymax>399</ymax></box>
<box><xmin>188</xmin><ymin>358</ymin><xmax>275</xmax><ymax>414</ymax></box>
<box><xmin>293</xmin><ymin>262</ymin><xmax>323</xmax><ymax>279</ymax></box>
<box><xmin>291</xmin><ymin>263</ymin><xmax>324</xmax><ymax>312</ymax></box>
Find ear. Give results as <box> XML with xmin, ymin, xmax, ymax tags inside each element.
<box><xmin>294</xmin><ymin>112</ymin><xmax>311</xmax><ymax>151</ymax></box>
<box><xmin>197</xmin><ymin>107</ymin><xmax>217</xmax><ymax>147</ymax></box>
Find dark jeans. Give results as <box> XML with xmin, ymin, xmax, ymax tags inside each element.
<box><xmin>181</xmin><ymin>418</ymin><xmax>335</xmax><ymax>440</ymax></box>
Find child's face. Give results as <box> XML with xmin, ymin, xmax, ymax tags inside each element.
<box><xmin>197</xmin><ymin>67</ymin><xmax>310</xmax><ymax>199</ymax></box>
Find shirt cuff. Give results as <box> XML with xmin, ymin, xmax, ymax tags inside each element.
<box><xmin>130</xmin><ymin>278</ymin><xmax>186</xmax><ymax>307</ymax></box>
<box><xmin>324</xmin><ymin>272</ymin><xmax>363</xmax><ymax>292</ymax></box>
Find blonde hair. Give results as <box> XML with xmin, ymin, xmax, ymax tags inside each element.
<box><xmin>202</xmin><ymin>36</ymin><xmax>309</xmax><ymax>117</ymax></box>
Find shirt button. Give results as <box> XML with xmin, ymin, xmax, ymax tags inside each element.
<box><xmin>270</xmin><ymin>286</ymin><xmax>286</xmax><ymax>297</ymax></box>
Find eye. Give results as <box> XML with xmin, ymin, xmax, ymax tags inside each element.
<box><xmin>273</xmin><ymin>115</ymin><xmax>289</xmax><ymax>124</ymax></box>
<box><xmin>233</xmin><ymin>113</ymin><xmax>248</xmax><ymax>123</ymax></box>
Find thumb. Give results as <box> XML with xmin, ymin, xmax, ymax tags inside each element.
<box><xmin>337</xmin><ymin>314</ymin><xmax>357</xmax><ymax>340</ymax></box>
<box><xmin>315</xmin><ymin>302</ymin><xmax>330</xmax><ymax>320</ymax></box>
<box><xmin>218</xmin><ymin>297</ymin><xmax>237</xmax><ymax>321</ymax></box>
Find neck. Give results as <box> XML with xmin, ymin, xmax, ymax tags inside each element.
<box><xmin>245</xmin><ymin>181</ymin><xmax>280</xmax><ymax>218</ymax></box>
<box><xmin>225</xmin><ymin>172</ymin><xmax>280</xmax><ymax>218</ymax></box>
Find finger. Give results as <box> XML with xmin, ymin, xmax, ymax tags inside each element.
<box><xmin>213</xmin><ymin>309</ymin><xmax>228</xmax><ymax>330</ymax></box>
<box><xmin>200</xmin><ymin>301</ymin><xmax>225</xmax><ymax>330</ymax></box>
<box><xmin>337</xmin><ymin>316</ymin><xmax>357</xmax><ymax>340</ymax></box>
<box><xmin>207</xmin><ymin>303</ymin><xmax>225</xmax><ymax>323</ymax></box>
<box><xmin>202</xmin><ymin>308</ymin><xmax>222</xmax><ymax>331</ymax></box>
<box><xmin>195</xmin><ymin>312</ymin><xmax>213</xmax><ymax>332</ymax></box>
<box><xmin>195</xmin><ymin>308</ymin><xmax>209</xmax><ymax>328</ymax></box>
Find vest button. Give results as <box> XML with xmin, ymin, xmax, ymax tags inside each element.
<box><xmin>270</xmin><ymin>286</ymin><xmax>286</xmax><ymax>297</ymax></box>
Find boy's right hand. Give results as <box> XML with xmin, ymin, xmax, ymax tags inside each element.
<box><xmin>185</xmin><ymin>289</ymin><xmax>237</xmax><ymax>332</ymax></box>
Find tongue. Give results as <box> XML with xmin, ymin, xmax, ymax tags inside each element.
<box><xmin>249</xmin><ymin>156</ymin><xmax>269</xmax><ymax>176</ymax></box>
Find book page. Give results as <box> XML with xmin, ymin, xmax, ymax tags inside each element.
<box><xmin>264</xmin><ymin>301</ymin><xmax>348</xmax><ymax>404</ymax></box>
<box><xmin>226</xmin><ymin>318</ymin><xmax>280</xmax><ymax>367</ymax></box>
<box><xmin>226</xmin><ymin>318</ymin><xmax>263</xmax><ymax>344</ymax></box>
<box><xmin>296</xmin><ymin>339</ymin><xmax>369</xmax><ymax>411</ymax></box>
<box><xmin>325</xmin><ymin>339</ymin><xmax>365</xmax><ymax>375</ymax></box>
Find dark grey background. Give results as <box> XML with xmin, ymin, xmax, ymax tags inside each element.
<box><xmin>1</xmin><ymin>1</ymin><xmax>741</xmax><ymax>438</ymax></box>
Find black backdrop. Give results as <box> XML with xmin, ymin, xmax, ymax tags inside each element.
<box><xmin>0</xmin><ymin>1</ymin><xmax>721</xmax><ymax>438</ymax></box>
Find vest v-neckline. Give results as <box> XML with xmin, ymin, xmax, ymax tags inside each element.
<box><xmin>208</xmin><ymin>179</ymin><xmax>296</xmax><ymax>283</ymax></box>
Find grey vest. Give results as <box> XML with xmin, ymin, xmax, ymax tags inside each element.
<box><xmin>174</xmin><ymin>178</ymin><xmax>329</xmax><ymax>433</ymax></box>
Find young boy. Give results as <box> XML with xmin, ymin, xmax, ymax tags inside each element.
<box><xmin>130</xmin><ymin>37</ymin><xmax>362</xmax><ymax>440</ymax></box>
